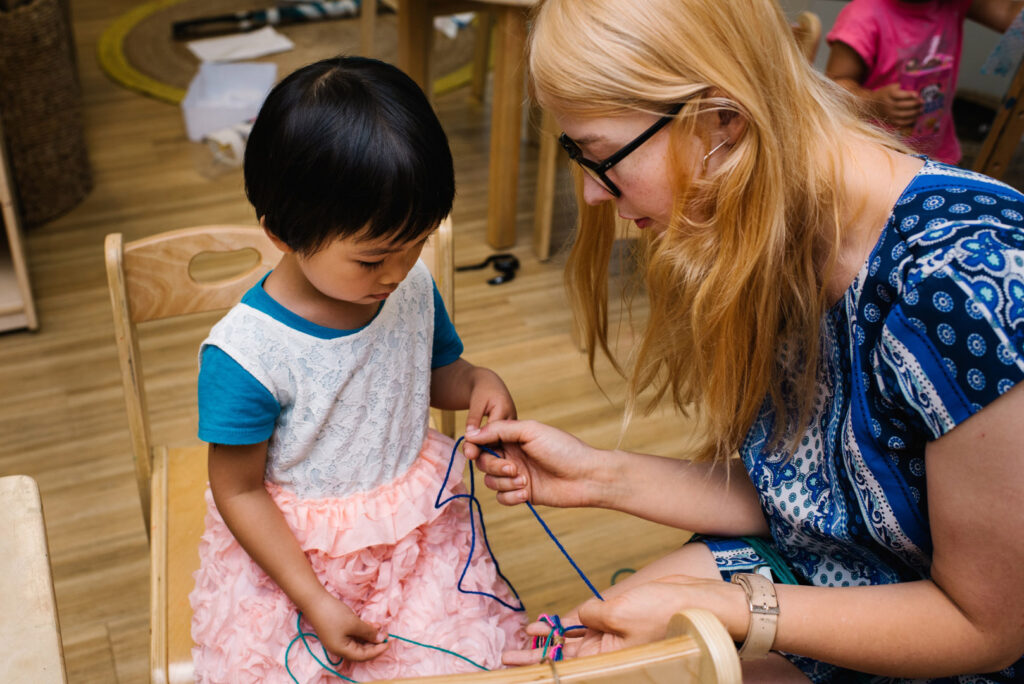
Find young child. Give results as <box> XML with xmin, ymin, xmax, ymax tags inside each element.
<box><xmin>825</xmin><ymin>0</ymin><xmax>1023</xmax><ymax>163</ymax></box>
<box><xmin>188</xmin><ymin>56</ymin><xmax>526</xmax><ymax>682</ymax></box>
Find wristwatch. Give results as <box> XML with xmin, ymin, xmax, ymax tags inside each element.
<box><xmin>730</xmin><ymin>572</ymin><xmax>779</xmax><ymax>659</ymax></box>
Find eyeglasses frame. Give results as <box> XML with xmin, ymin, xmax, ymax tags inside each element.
<box><xmin>557</xmin><ymin>102</ymin><xmax>686</xmax><ymax>198</ymax></box>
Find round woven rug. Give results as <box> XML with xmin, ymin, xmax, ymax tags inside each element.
<box><xmin>98</xmin><ymin>0</ymin><xmax>480</xmax><ymax>104</ymax></box>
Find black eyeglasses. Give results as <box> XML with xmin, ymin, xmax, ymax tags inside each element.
<box><xmin>558</xmin><ymin>103</ymin><xmax>685</xmax><ymax>198</ymax></box>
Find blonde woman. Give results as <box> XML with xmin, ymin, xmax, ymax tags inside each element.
<box><xmin>464</xmin><ymin>0</ymin><xmax>1024</xmax><ymax>680</ymax></box>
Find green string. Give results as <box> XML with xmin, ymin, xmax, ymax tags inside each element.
<box><xmin>610</xmin><ymin>567</ymin><xmax>636</xmax><ymax>585</ymax></box>
<box><xmin>385</xmin><ymin>633</ymin><xmax>487</xmax><ymax>671</ymax></box>
<box><xmin>539</xmin><ymin>629</ymin><xmax>554</xmax><ymax>661</ymax></box>
<box><xmin>286</xmin><ymin>611</ymin><xmax>488</xmax><ymax>683</ymax></box>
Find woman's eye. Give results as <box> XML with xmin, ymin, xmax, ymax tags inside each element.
<box><xmin>358</xmin><ymin>260</ymin><xmax>385</xmax><ymax>270</ymax></box>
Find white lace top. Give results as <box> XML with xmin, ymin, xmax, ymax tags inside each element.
<box><xmin>201</xmin><ymin>261</ymin><xmax>435</xmax><ymax>499</ymax></box>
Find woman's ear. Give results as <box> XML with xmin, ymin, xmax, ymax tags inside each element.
<box><xmin>260</xmin><ymin>216</ymin><xmax>293</xmax><ymax>254</ymax></box>
<box><xmin>717</xmin><ymin>108</ymin><xmax>748</xmax><ymax>146</ymax></box>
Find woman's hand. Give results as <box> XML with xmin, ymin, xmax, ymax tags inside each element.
<box><xmin>465</xmin><ymin>366</ymin><xmax>517</xmax><ymax>433</ymax></box>
<box><xmin>304</xmin><ymin>595</ymin><xmax>390</xmax><ymax>662</ymax></box>
<box><xmin>463</xmin><ymin>419</ymin><xmax>611</xmax><ymax>507</ymax></box>
<box><xmin>502</xmin><ymin>576</ymin><xmax>747</xmax><ymax>665</ymax></box>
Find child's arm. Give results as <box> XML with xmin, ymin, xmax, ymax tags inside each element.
<box><xmin>207</xmin><ymin>441</ymin><xmax>389</xmax><ymax>661</ymax></box>
<box><xmin>826</xmin><ymin>40</ymin><xmax>924</xmax><ymax>127</ymax></box>
<box><xmin>967</xmin><ymin>0</ymin><xmax>1024</xmax><ymax>33</ymax></box>
<box><xmin>430</xmin><ymin>358</ymin><xmax>516</xmax><ymax>433</ymax></box>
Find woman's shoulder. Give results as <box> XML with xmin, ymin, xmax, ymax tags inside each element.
<box><xmin>889</xmin><ymin>161</ymin><xmax>1024</xmax><ymax>254</ymax></box>
<box><xmin>858</xmin><ymin>160</ymin><xmax>1024</xmax><ymax>331</ymax></box>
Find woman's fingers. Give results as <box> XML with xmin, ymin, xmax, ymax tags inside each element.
<box><xmin>576</xmin><ymin>597</ymin><xmax>614</xmax><ymax>634</ymax></box>
<box><xmin>463</xmin><ymin>418</ymin><xmax>534</xmax><ymax>447</ymax></box>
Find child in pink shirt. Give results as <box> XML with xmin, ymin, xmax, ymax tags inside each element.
<box><xmin>826</xmin><ymin>0</ymin><xmax>1022</xmax><ymax>163</ymax></box>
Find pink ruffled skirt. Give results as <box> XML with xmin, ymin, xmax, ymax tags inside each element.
<box><xmin>189</xmin><ymin>430</ymin><xmax>526</xmax><ymax>683</ymax></box>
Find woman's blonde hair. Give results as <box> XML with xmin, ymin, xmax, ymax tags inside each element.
<box><xmin>529</xmin><ymin>0</ymin><xmax>904</xmax><ymax>462</ymax></box>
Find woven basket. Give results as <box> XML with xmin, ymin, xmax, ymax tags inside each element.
<box><xmin>0</xmin><ymin>0</ymin><xmax>91</xmax><ymax>227</ymax></box>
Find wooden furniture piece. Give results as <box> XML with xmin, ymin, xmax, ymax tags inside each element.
<box><xmin>532</xmin><ymin>10</ymin><xmax>824</xmax><ymax>262</ymax></box>
<box><xmin>0</xmin><ymin>474</ymin><xmax>68</xmax><ymax>684</ymax></box>
<box><xmin>105</xmin><ymin>219</ymin><xmax>455</xmax><ymax>683</ymax></box>
<box><xmin>391</xmin><ymin>0</ymin><xmax>534</xmax><ymax>251</ymax></box>
<box><xmin>376</xmin><ymin>608</ymin><xmax>742</xmax><ymax>683</ymax></box>
<box><xmin>0</xmin><ymin>112</ymin><xmax>38</xmax><ymax>332</ymax></box>
<box><xmin>973</xmin><ymin>53</ymin><xmax>1024</xmax><ymax>179</ymax></box>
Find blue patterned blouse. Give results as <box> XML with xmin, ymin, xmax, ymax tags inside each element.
<box><xmin>740</xmin><ymin>160</ymin><xmax>1024</xmax><ymax>682</ymax></box>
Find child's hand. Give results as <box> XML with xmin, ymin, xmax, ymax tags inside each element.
<box><xmin>465</xmin><ymin>367</ymin><xmax>517</xmax><ymax>435</ymax></box>
<box><xmin>305</xmin><ymin>596</ymin><xmax>389</xmax><ymax>662</ymax></box>
<box><xmin>870</xmin><ymin>83</ymin><xmax>923</xmax><ymax>128</ymax></box>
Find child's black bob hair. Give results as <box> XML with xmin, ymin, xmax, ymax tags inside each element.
<box><xmin>244</xmin><ymin>56</ymin><xmax>455</xmax><ymax>254</ymax></box>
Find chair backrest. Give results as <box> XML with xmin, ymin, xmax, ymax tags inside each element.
<box><xmin>106</xmin><ymin>219</ymin><xmax>456</xmax><ymax>532</ymax></box>
<box><xmin>105</xmin><ymin>225</ymin><xmax>282</xmax><ymax>532</ymax></box>
<box><xmin>792</xmin><ymin>10</ymin><xmax>822</xmax><ymax>63</ymax></box>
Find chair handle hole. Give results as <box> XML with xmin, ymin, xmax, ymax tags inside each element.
<box><xmin>188</xmin><ymin>248</ymin><xmax>265</xmax><ymax>284</ymax></box>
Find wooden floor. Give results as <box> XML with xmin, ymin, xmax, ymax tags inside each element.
<box><xmin>0</xmin><ymin>2</ymin><xmax>696</xmax><ymax>682</ymax></box>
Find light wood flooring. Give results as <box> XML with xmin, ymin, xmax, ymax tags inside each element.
<box><xmin>0</xmin><ymin>2</ymin><xmax>698</xmax><ymax>682</ymax></box>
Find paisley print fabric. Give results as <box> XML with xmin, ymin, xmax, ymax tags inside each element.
<box><xmin>739</xmin><ymin>161</ymin><xmax>1024</xmax><ymax>683</ymax></box>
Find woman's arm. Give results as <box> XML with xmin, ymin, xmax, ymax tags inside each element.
<box><xmin>550</xmin><ymin>383</ymin><xmax>1024</xmax><ymax>677</ymax></box>
<box><xmin>207</xmin><ymin>442</ymin><xmax>389</xmax><ymax>661</ymax></box>
<box><xmin>465</xmin><ymin>419</ymin><xmax>769</xmax><ymax>537</ymax></box>
<box><xmin>430</xmin><ymin>357</ymin><xmax>516</xmax><ymax>431</ymax></box>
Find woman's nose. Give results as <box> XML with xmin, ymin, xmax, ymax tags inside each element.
<box><xmin>581</xmin><ymin>174</ymin><xmax>615</xmax><ymax>205</ymax></box>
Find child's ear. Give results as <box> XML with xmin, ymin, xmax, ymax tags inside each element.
<box><xmin>260</xmin><ymin>216</ymin><xmax>293</xmax><ymax>254</ymax></box>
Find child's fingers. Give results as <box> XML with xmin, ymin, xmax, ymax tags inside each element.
<box><xmin>338</xmin><ymin>639</ymin><xmax>390</xmax><ymax>662</ymax></box>
<box><xmin>351</xmin><ymin>618</ymin><xmax>388</xmax><ymax>645</ymax></box>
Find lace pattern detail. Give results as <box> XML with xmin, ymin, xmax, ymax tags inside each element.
<box><xmin>202</xmin><ymin>261</ymin><xmax>434</xmax><ymax>499</ymax></box>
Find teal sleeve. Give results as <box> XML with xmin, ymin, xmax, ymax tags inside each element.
<box><xmin>432</xmin><ymin>281</ymin><xmax>463</xmax><ymax>368</ymax></box>
<box><xmin>197</xmin><ymin>345</ymin><xmax>280</xmax><ymax>445</ymax></box>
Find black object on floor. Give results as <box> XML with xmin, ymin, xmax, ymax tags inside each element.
<box><xmin>455</xmin><ymin>254</ymin><xmax>520</xmax><ymax>285</ymax></box>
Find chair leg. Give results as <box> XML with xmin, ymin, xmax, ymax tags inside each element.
<box><xmin>533</xmin><ymin>109</ymin><xmax>560</xmax><ymax>261</ymax></box>
<box><xmin>470</xmin><ymin>10</ymin><xmax>493</xmax><ymax>104</ymax></box>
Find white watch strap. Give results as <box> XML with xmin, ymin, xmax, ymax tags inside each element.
<box><xmin>731</xmin><ymin>572</ymin><xmax>779</xmax><ymax>659</ymax></box>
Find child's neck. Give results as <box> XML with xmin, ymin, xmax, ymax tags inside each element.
<box><xmin>263</xmin><ymin>256</ymin><xmax>380</xmax><ymax>330</ymax></box>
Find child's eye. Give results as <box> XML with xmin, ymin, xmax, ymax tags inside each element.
<box><xmin>357</xmin><ymin>260</ymin><xmax>385</xmax><ymax>270</ymax></box>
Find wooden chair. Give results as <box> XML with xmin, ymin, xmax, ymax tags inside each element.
<box><xmin>105</xmin><ymin>219</ymin><xmax>455</xmax><ymax>683</ymax></box>
<box><xmin>376</xmin><ymin>608</ymin><xmax>742</xmax><ymax>683</ymax></box>
<box><xmin>533</xmin><ymin>10</ymin><xmax>824</xmax><ymax>262</ymax></box>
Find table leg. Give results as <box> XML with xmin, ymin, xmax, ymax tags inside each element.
<box><xmin>360</xmin><ymin>0</ymin><xmax>378</xmax><ymax>56</ymax></box>
<box><xmin>396</xmin><ymin>0</ymin><xmax>432</xmax><ymax>95</ymax></box>
<box><xmin>486</xmin><ymin>6</ymin><xmax>526</xmax><ymax>249</ymax></box>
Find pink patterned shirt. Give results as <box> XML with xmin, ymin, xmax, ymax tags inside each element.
<box><xmin>827</xmin><ymin>0</ymin><xmax>973</xmax><ymax>163</ymax></box>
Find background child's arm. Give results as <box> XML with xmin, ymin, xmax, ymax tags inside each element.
<box><xmin>430</xmin><ymin>358</ymin><xmax>516</xmax><ymax>433</ymax></box>
<box><xmin>207</xmin><ymin>441</ymin><xmax>389</xmax><ymax>661</ymax></box>
<box><xmin>967</xmin><ymin>0</ymin><xmax>1024</xmax><ymax>32</ymax></box>
<box><xmin>826</xmin><ymin>40</ymin><xmax>924</xmax><ymax>127</ymax></box>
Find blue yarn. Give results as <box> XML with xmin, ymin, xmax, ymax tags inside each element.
<box><xmin>435</xmin><ymin>437</ymin><xmax>526</xmax><ymax>612</ymax></box>
<box><xmin>450</xmin><ymin>438</ymin><xmax>604</xmax><ymax>602</ymax></box>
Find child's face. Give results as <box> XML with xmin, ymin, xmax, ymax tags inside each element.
<box><xmin>295</xmin><ymin>226</ymin><xmax>435</xmax><ymax>305</ymax></box>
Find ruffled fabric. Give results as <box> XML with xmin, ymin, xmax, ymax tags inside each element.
<box><xmin>190</xmin><ymin>430</ymin><xmax>527</xmax><ymax>683</ymax></box>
